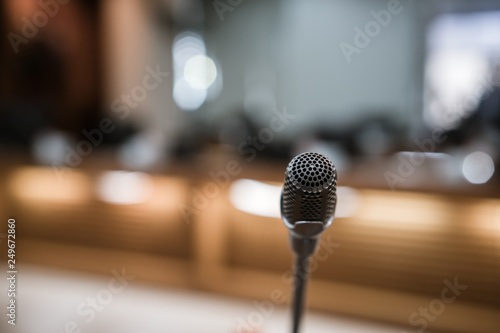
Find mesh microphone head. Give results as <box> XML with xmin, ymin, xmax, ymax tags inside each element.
<box><xmin>281</xmin><ymin>152</ymin><xmax>337</xmax><ymax>227</ymax></box>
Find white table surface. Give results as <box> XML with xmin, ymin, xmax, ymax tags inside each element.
<box><xmin>0</xmin><ymin>264</ymin><xmax>435</xmax><ymax>333</ymax></box>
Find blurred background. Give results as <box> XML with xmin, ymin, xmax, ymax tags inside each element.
<box><xmin>0</xmin><ymin>0</ymin><xmax>499</xmax><ymax>332</ymax></box>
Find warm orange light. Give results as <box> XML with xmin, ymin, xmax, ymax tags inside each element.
<box><xmin>144</xmin><ymin>176</ymin><xmax>187</xmax><ymax>212</ymax></box>
<box><xmin>4</xmin><ymin>0</ymin><xmax>41</xmax><ymax>29</ymax></box>
<box><xmin>467</xmin><ymin>199</ymin><xmax>500</xmax><ymax>233</ymax></box>
<box><xmin>354</xmin><ymin>189</ymin><xmax>453</xmax><ymax>227</ymax></box>
<box><xmin>9</xmin><ymin>167</ymin><xmax>91</xmax><ymax>203</ymax></box>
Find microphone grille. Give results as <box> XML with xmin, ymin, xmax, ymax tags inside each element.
<box><xmin>282</xmin><ymin>152</ymin><xmax>337</xmax><ymax>223</ymax></box>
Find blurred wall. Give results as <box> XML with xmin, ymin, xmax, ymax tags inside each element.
<box><xmin>101</xmin><ymin>0</ymin><xmax>178</xmax><ymax>149</ymax></box>
<box><xmin>206</xmin><ymin>0</ymin><xmax>425</xmax><ymax>135</ymax></box>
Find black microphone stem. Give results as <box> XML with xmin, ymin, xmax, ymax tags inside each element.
<box><xmin>292</xmin><ymin>254</ymin><xmax>310</xmax><ymax>333</ymax></box>
<box><xmin>281</xmin><ymin>152</ymin><xmax>337</xmax><ymax>333</ymax></box>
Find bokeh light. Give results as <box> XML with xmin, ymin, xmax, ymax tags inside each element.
<box><xmin>462</xmin><ymin>151</ymin><xmax>495</xmax><ymax>184</ymax></box>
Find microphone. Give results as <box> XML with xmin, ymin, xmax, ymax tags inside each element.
<box><xmin>280</xmin><ymin>152</ymin><xmax>337</xmax><ymax>333</ymax></box>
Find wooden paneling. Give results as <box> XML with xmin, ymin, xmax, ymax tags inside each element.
<box><xmin>1</xmin><ymin>166</ymin><xmax>499</xmax><ymax>332</ymax></box>
<box><xmin>7</xmin><ymin>168</ymin><xmax>191</xmax><ymax>258</ymax></box>
<box><xmin>226</xmin><ymin>189</ymin><xmax>500</xmax><ymax>308</ymax></box>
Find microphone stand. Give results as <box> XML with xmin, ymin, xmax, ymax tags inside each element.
<box><xmin>280</xmin><ymin>152</ymin><xmax>337</xmax><ymax>333</ymax></box>
<box><xmin>288</xmin><ymin>224</ymin><xmax>322</xmax><ymax>333</ymax></box>
<box><xmin>292</xmin><ymin>254</ymin><xmax>309</xmax><ymax>333</ymax></box>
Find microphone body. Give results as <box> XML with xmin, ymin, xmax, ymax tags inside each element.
<box><xmin>280</xmin><ymin>152</ymin><xmax>337</xmax><ymax>333</ymax></box>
